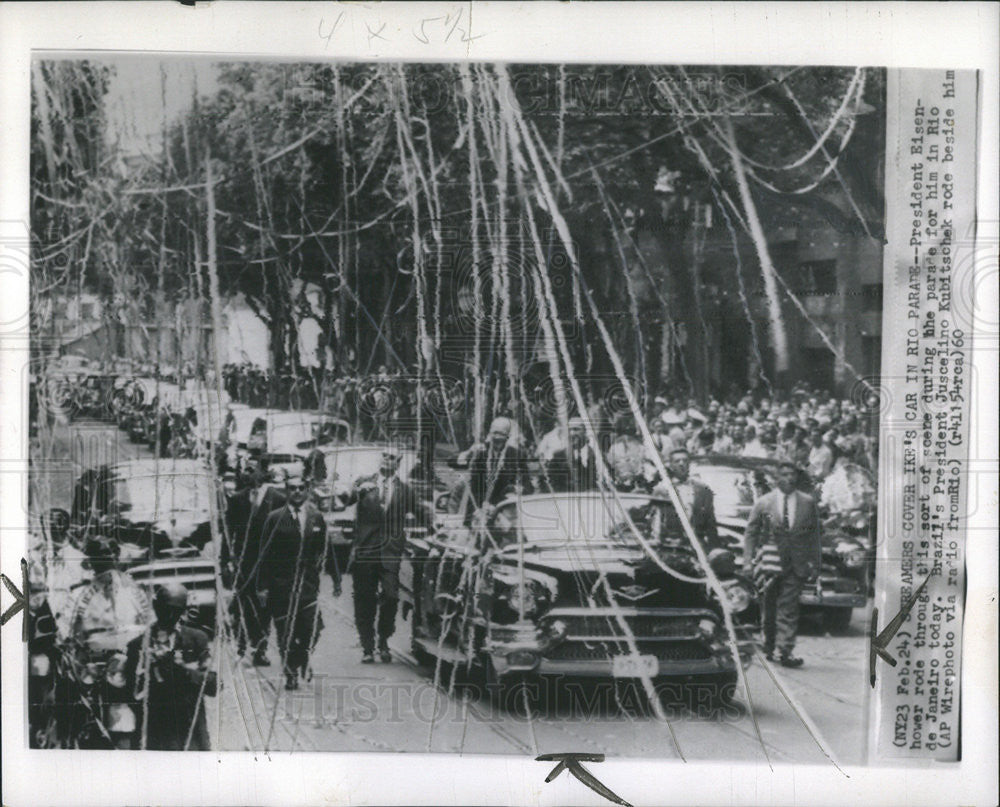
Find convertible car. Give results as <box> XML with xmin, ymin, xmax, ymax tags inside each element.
<box><xmin>400</xmin><ymin>491</ymin><xmax>757</xmax><ymax>706</ymax></box>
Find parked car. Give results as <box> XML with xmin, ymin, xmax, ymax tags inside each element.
<box><xmin>63</xmin><ymin>458</ymin><xmax>226</xmax><ymax>634</ymax></box>
<box><xmin>231</xmin><ymin>409</ymin><xmax>351</xmax><ymax>467</ymax></box>
<box><xmin>690</xmin><ymin>455</ymin><xmax>869</xmax><ymax>631</ymax></box>
<box><xmin>70</xmin><ymin>459</ymin><xmax>224</xmax><ymax>554</ymax></box>
<box><xmin>400</xmin><ymin>490</ymin><xmax>758</xmax><ymax>707</ymax></box>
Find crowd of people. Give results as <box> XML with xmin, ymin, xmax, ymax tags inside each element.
<box><xmin>31</xmin><ymin>360</ymin><xmax>879</xmax><ymax>746</ymax></box>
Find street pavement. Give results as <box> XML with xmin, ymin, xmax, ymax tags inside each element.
<box><xmin>206</xmin><ymin>576</ymin><xmax>870</xmax><ymax>764</ymax></box>
<box><xmin>33</xmin><ymin>419</ymin><xmax>871</xmax><ymax>765</ymax></box>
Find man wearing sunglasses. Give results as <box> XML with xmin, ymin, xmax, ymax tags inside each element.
<box><xmin>258</xmin><ymin>475</ymin><xmax>339</xmax><ymax>690</ymax></box>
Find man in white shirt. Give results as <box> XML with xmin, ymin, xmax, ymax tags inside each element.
<box><xmin>743</xmin><ymin>462</ymin><xmax>822</xmax><ymax>667</ymax></box>
<box><xmin>545</xmin><ymin>417</ymin><xmax>599</xmax><ymax>492</ymax></box>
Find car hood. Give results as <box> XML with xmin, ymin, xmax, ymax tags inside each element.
<box><xmin>495</xmin><ymin>539</ymin><xmax>711</xmax><ymax>581</ymax></box>
<box><xmin>491</xmin><ymin>540</ymin><xmax>715</xmax><ymax>610</ymax></box>
<box><xmin>497</xmin><ymin>541</ymin><xmax>649</xmax><ymax>576</ymax></box>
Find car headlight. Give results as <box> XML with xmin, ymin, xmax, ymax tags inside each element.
<box><xmin>106</xmin><ymin>702</ymin><xmax>136</xmax><ymax>733</ymax></box>
<box><xmin>30</xmin><ymin>653</ymin><xmax>51</xmax><ymax>677</ymax></box>
<box><xmin>721</xmin><ymin>579</ymin><xmax>754</xmax><ymax>613</ymax></box>
<box><xmin>494</xmin><ymin>574</ymin><xmax>555</xmax><ymax>618</ymax></box>
<box><xmin>842</xmin><ymin>547</ymin><xmax>867</xmax><ymax>569</ymax></box>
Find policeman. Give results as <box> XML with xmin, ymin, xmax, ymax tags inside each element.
<box><xmin>68</xmin><ymin>534</ymin><xmax>153</xmax><ymax>653</ymax></box>
<box><xmin>126</xmin><ymin>583</ymin><xmax>217</xmax><ymax>750</ymax></box>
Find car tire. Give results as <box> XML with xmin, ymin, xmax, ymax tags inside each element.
<box><xmin>410</xmin><ymin>634</ymin><xmax>436</xmax><ymax>669</ymax></box>
<box><xmin>823</xmin><ymin>606</ymin><xmax>854</xmax><ymax>633</ymax></box>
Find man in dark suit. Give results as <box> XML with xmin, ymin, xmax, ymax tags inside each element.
<box><xmin>658</xmin><ymin>447</ymin><xmax>721</xmax><ymax>551</ymax></box>
<box><xmin>224</xmin><ymin>460</ymin><xmax>286</xmax><ymax>665</ymax></box>
<box><xmin>448</xmin><ymin>417</ymin><xmax>533</xmax><ymax>521</ymax></box>
<box><xmin>342</xmin><ymin>447</ymin><xmax>428</xmax><ymax>663</ymax></box>
<box><xmin>545</xmin><ymin>417</ymin><xmax>600</xmax><ymax>493</ymax></box>
<box><xmin>743</xmin><ymin>461</ymin><xmax>822</xmax><ymax>668</ymax></box>
<box><xmin>258</xmin><ymin>476</ymin><xmax>340</xmax><ymax>689</ymax></box>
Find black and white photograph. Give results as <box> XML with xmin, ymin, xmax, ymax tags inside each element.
<box><xmin>1</xmin><ymin>4</ymin><xmax>996</xmax><ymax>807</ymax></box>
<box><xmin>25</xmin><ymin>56</ymin><xmax>887</xmax><ymax>760</ymax></box>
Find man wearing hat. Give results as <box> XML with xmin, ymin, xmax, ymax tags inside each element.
<box><xmin>224</xmin><ymin>459</ymin><xmax>285</xmax><ymax>665</ymax></box>
<box><xmin>68</xmin><ymin>532</ymin><xmax>154</xmax><ymax>652</ymax></box>
<box><xmin>125</xmin><ymin>583</ymin><xmax>217</xmax><ymax>750</ymax></box>
<box><xmin>342</xmin><ymin>447</ymin><xmax>428</xmax><ymax>663</ymax></box>
<box><xmin>258</xmin><ymin>475</ymin><xmax>336</xmax><ymax>689</ymax></box>
<box><xmin>743</xmin><ymin>460</ymin><xmax>822</xmax><ymax>668</ymax></box>
<box><xmin>449</xmin><ymin>416</ymin><xmax>533</xmax><ymax>520</ymax></box>
<box><xmin>545</xmin><ymin>417</ymin><xmax>600</xmax><ymax>493</ymax></box>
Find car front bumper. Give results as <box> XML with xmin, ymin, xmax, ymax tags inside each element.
<box><xmin>488</xmin><ymin>608</ymin><xmax>755</xmax><ymax>679</ymax></box>
<box><xmin>799</xmin><ymin>575</ymin><xmax>867</xmax><ymax>609</ymax></box>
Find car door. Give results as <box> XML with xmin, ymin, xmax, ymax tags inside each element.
<box><xmin>404</xmin><ymin>521</ymin><xmax>484</xmax><ymax>652</ymax></box>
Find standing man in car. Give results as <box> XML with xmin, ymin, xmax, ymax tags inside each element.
<box><xmin>341</xmin><ymin>447</ymin><xmax>428</xmax><ymax>664</ymax></box>
<box><xmin>743</xmin><ymin>460</ymin><xmax>822</xmax><ymax>668</ymax></box>
<box><xmin>649</xmin><ymin>447</ymin><xmax>721</xmax><ymax>551</ymax></box>
<box><xmin>545</xmin><ymin>417</ymin><xmax>600</xmax><ymax>493</ymax></box>
<box><xmin>449</xmin><ymin>416</ymin><xmax>533</xmax><ymax>522</ymax></box>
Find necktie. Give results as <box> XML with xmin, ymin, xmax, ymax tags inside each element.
<box><xmin>782</xmin><ymin>494</ymin><xmax>790</xmax><ymax>530</ymax></box>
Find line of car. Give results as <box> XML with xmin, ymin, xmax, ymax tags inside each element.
<box><xmin>36</xmin><ymin>385</ymin><xmax>873</xmax><ymax>710</ymax></box>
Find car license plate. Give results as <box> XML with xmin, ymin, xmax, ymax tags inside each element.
<box><xmin>612</xmin><ymin>653</ymin><xmax>658</xmax><ymax>678</ymax></box>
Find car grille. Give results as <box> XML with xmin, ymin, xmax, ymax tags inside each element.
<box><xmin>543</xmin><ymin>613</ymin><xmax>701</xmax><ymax>640</ymax></box>
<box><xmin>545</xmin><ymin>640</ymin><xmax>711</xmax><ymax>662</ymax></box>
<box><xmin>817</xmin><ymin>576</ymin><xmax>861</xmax><ymax>594</ymax></box>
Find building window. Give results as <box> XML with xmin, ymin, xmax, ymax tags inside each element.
<box><xmin>794</xmin><ymin>259</ymin><xmax>838</xmax><ymax>295</ymax></box>
<box><xmin>862</xmin><ymin>336</ymin><xmax>882</xmax><ymax>378</ymax></box>
<box><xmin>861</xmin><ymin>283</ymin><xmax>883</xmax><ymax>312</ymax></box>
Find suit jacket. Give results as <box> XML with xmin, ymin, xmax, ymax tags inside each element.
<box><xmin>345</xmin><ymin>473</ymin><xmax>428</xmax><ymax>570</ymax></box>
<box><xmin>224</xmin><ymin>486</ymin><xmax>286</xmax><ymax>586</ymax></box>
<box><xmin>545</xmin><ymin>446</ymin><xmax>600</xmax><ymax>493</ymax></box>
<box><xmin>744</xmin><ymin>489</ymin><xmax>822</xmax><ymax>579</ymax></box>
<box><xmin>683</xmin><ymin>479</ymin><xmax>721</xmax><ymax>551</ymax></box>
<box><xmin>450</xmin><ymin>443</ymin><xmax>533</xmax><ymax>508</ymax></box>
<box><xmin>257</xmin><ymin>502</ymin><xmax>335</xmax><ymax>601</ymax></box>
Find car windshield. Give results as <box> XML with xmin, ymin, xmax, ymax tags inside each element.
<box><xmin>324</xmin><ymin>448</ymin><xmax>418</xmax><ymax>485</ymax></box>
<box><xmin>491</xmin><ymin>494</ymin><xmax>684</xmax><ymax>547</ymax></box>
<box><xmin>269</xmin><ymin>417</ymin><xmax>350</xmax><ymax>450</ymax></box>
<box><xmin>233</xmin><ymin>411</ymin><xmax>349</xmax><ymax>449</ymax></box>
<box><xmin>690</xmin><ymin>464</ymin><xmax>776</xmax><ymax>521</ymax></box>
<box><xmin>114</xmin><ymin>473</ymin><xmax>213</xmax><ymax>514</ymax></box>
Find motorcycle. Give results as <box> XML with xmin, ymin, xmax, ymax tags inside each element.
<box><xmin>57</xmin><ymin>640</ymin><xmax>139</xmax><ymax>749</ymax></box>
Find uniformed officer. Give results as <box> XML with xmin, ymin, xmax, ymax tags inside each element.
<box><xmin>126</xmin><ymin>583</ymin><xmax>217</xmax><ymax>750</ymax></box>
